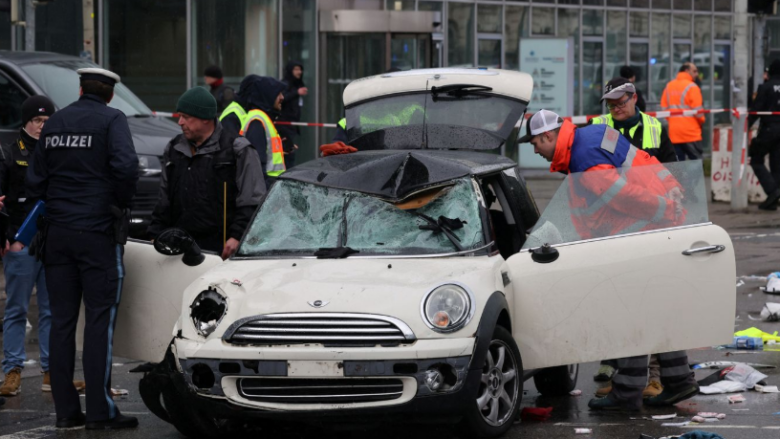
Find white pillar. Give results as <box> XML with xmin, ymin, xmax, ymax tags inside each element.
<box><xmin>731</xmin><ymin>0</ymin><xmax>750</xmax><ymax>211</ymax></box>
<box><xmin>24</xmin><ymin>0</ymin><xmax>34</xmax><ymax>51</ymax></box>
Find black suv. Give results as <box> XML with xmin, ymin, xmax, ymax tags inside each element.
<box><xmin>0</xmin><ymin>51</ymin><xmax>179</xmax><ymax>237</ymax></box>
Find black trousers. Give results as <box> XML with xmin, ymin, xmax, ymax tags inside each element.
<box><xmin>45</xmin><ymin>224</ymin><xmax>124</xmax><ymax>422</ymax></box>
<box><xmin>610</xmin><ymin>351</ymin><xmax>696</xmax><ymax>406</ymax></box>
<box><xmin>750</xmin><ymin>127</ymin><xmax>780</xmax><ymax>196</ymax></box>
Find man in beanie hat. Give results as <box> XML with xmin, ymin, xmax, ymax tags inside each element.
<box><xmin>26</xmin><ymin>68</ymin><xmax>139</xmax><ymax>429</ymax></box>
<box><xmin>0</xmin><ymin>95</ymin><xmax>86</xmax><ymax>400</ymax></box>
<box><xmin>148</xmin><ymin>87</ymin><xmax>265</xmax><ymax>259</ymax></box>
<box><xmin>748</xmin><ymin>59</ymin><xmax>780</xmax><ymax>210</ymax></box>
<box><xmin>220</xmin><ymin>74</ymin><xmax>287</xmax><ymax>188</ymax></box>
<box><xmin>204</xmin><ymin>65</ymin><xmax>234</xmax><ymax>114</ymax></box>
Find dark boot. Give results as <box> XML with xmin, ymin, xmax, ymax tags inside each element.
<box><xmin>759</xmin><ymin>189</ymin><xmax>780</xmax><ymax>211</ymax></box>
<box><xmin>55</xmin><ymin>412</ymin><xmax>86</xmax><ymax>428</ymax></box>
<box><xmin>85</xmin><ymin>413</ymin><xmax>139</xmax><ymax>430</ymax></box>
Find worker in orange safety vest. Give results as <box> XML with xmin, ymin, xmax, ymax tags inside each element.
<box><xmin>519</xmin><ymin>109</ymin><xmax>699</xmax><ymax>411</ymax></box>
<box><xmin>660</xmin><ymin>62</ymin><xmax>705</xmax><ymax>161</ymax></box>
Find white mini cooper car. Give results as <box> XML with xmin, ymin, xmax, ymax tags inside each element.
<box><xmin>108</xmin><ymin>69</ymin><xmax>736</xmax><ymax>438</ymax></box>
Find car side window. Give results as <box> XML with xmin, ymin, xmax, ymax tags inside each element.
<box><xmin>0</xmin><ymin>71</ymin><xmax>28</xmax><ymax>130</ymax></box>
<box><xmin>481</xmin><ymin>176</ymin><xmax>525</xmax><ymax>259</ymax></box>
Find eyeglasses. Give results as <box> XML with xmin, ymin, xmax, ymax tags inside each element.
<box><xmin>29</xmin><ymin>117</ymin><xmax>48</xmax><ymax>126</ymax></box>
<box><xmin>606</xmin><ymin>96</ymin><xmax>632</xmax><ymax>111</ymax></box>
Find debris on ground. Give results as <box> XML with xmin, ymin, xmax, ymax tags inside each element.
<box><xmin>697</xmin><ymin>412</ymin><xmax>726</xmax><ymax>420</ymax></box>
<box><xmin>573</xmin><ymin>428</ymin><xmax>591</xmax><ymax>434</ymax></box>
<box><xmin>754</xmin><ymin>384</ymin><xmax>780</xmax><ymax>393</ymax></box>
<box><xmin>760</xmin><ymin>303</ymin><xmax>780</xmax><ymax>321</ymax></box>
<box><xmin>568</xmin><ymin>389</ymin><xmax>582</xmax><ymax>396</ymax></box>
<box><xmin>760</xmin><ymin>272</ymin><xmax>780</xmax><ymax>294</ymax></box>
<box><xmin>700</xmin><ymin>381</ymin><xmax>746</xmax><ymax>394</ymax></box>
<box><xmin>735</xmin><ymin>327</ymin><xmax>780</xmax><ymax>345</ymax></box>
<box><xmin>22</xmin><ymin>359</ymin><xmax>37</xmax><ymax>366</ymax></box>
<box><xmin>727</xmin><ymin>394</ymin><xmax>746</xmax><ymax>403</ymax></box>
<box><xmin>724</xmin><ymin>363</ymin><xmax>768</xmax><ymax>388</ymax></box>
<box><xmin>693</xmin><ymin>361</ymin><xmax>777</xmax><ymax>370</ymax></box>
<box><xmin>678</xmin><ymin>431</ymin><xmax>725</xmax><ymax>439</ymax></box>
<box><xmin>520</xmin><ymin>407</ymin><xmax>553</xmax><ymax>422</ymax></box>
<box><xmin>651</xmin><ymin>414</ymin><xmax>678</xmax><ymax>420</ymax></box>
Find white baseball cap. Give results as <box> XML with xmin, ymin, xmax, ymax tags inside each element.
<box><xmin>518</xmin><ymin>109</ymin><xmax>563</xmax><ymax>143</ymax></box>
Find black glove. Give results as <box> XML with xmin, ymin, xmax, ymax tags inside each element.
<box><xmin>111</xmin><ymin>205</ymin><xmax>130</xmax><ymax>245</ymax></box>
<box><xmin>27</xmin><ymin>216</ymin><xmax>48</xmax><ymax>262</ymax></box>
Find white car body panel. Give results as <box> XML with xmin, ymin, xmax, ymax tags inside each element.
<box><xmin>507</xmin><ymin>224</ymin><xmax>736</xmax><ymax>370</ymax></box>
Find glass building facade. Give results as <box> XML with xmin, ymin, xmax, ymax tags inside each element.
<box><xmin>3</xmin><ymin>0</ymin><xmax>735</xmax><ymax>166</ymax></box>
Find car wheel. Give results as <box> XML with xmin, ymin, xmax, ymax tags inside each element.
<box><xmin>161</xmin><ymin>386</ymin><xmax>228</xmax><ymax>439</ymax></box>
<box><xmin>464</xmin><ymin>326</ymin><xmax>523</xmax><ymax>438</ymax></box>
<box><xmin>533</xmin><ymin>364</ymin><xmax>579</xmax><ymax>397</ymax></box>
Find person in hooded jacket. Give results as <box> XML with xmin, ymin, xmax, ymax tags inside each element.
<box><xmin>220</xmin><ymin>75</ymin><xmax>287</xmax><ymax>188</ymax></box>
<box><xmin>748</xmin><ymin>59</ymin><xmax>780</xmax><ymax>211</ymax></box>
<box><xmin>278</xmin><ymin>61</ymin><xmax>307</xmax><ymax>168</ymax></box>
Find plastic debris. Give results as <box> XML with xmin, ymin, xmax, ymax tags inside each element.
<box><xmin>697</xmin><ymin>413</ymin><xmax>726</xmax><ymax>419</ymax></box>
<box><xmin>727</xmin><ymin>394</ymin><xmax>746</xmax><ymax>404</ymax></box>
<box><xmin>112</xmin><ymin>363</ymin><xmax>124</xmax><ymax>367</ymax></box>
<box><xmin>724</xmin><ymin>363</ymin><xmax>768</xmax><ymax>389</ymax></box>
<box><xmin>754</xmin><ymin>384</ymin><xmax>780</xmax><ymax>393</ymax></box>
<box><xmin>760</xmin><ymin>303</ymin><xmax>780</xmax><ymax>322</ymax></box>
<box><xmin>691</xmin><ymin>416</ymin><xmax>706</xmax><ymax>423</ymax></box>
<box><xmin>760</xmin><ymin>272</ymin><xmax>780</xmax><ymax>294</ymax></box>
<box><xmin>693</xmin><ymin>361</ymin><xmax>776</xmax><ymax>370</ymax></box>
<box><xmin>574</xmin><ymin>428</ymin><xmax>592</xmax><ymax>434</ymax></box>
<box><xmin>661</xmin><ymin>421</ymin><xmax>691</xmax><ymax>427</ymax></box>
<box><xmin>569</xmin><ymin>389</ymin><xmax>582</xmax><ymax>396</ymax></box>
<box><xmin>22</xmin><ymin>359</ymin><xmax>37</xmax><ymax>366</ymax></box>
<box><xmin>679</xmin><ymin>431</ymin><xmax>725</xmax><ymax>439</ymax></box>
<box><xmin>520</xmin><ymin>407</ymin><xmax>553</xmax><ymax>422</ymax></box>
<box><xmin>736</xmin><ymin>279</ymin><xmax>745</xmax><ymax>287</ymax></box>
<box><xmin>699</xmin><ymin>381</ymin><xmax>747</xmax><ymax>394</ymax></box>
<box><xmin>110</xmin><ymin>388</ymin><xmax>129</xmax><ymax>396</ymax></box>
<box><xmin>735</xmin><ymin>327</ymin><xmax>780</xmax><ymax>345</ymax></box>
<box><xmin>652</xmin><ymin>414</ymin><xmax>678</xmax><ymax>420</ymax></box>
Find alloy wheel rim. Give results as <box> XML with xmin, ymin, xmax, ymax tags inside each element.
<box><xmin>476</xmin><ymin>339</ymin><xmax>519</xmax><ymax>427</ymax></box>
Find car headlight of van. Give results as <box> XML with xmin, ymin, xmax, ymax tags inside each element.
<box><xmin>190</xmin><ymin>288</ymin><xmax>227</xmax><ymax>337</ymax></box>
<box><xmin>421</xmin><ymin>283</ymin><xmax>475</xmax><ymax>333</ymax></box>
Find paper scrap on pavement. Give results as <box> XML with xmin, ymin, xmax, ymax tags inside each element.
<box><xmin>700</xmin><ymin>381</ymin><xmax>748</xmax><ymax>394</ymax></box>
<box><xmin>661</xmin><ymin>421</ymin><xmax>691</xmax><ymax>427</ymax></box>
<box><xmin>754</xmin><ymin>384</ymin><xmax>780</xmax><ymax>393</ymax></box>
<box><xmin>693</xmin><ymin>361</ymin><xmax>777</xmax><ymax>370</ymax></box>
<box><xmin>652</xmin><ymin>414</ymin><xmax>678</xmax><ymax>420</ymax></box>
<box><xmin>569</xmin><ymin>389</ymin><xmax>582</xmax><ymax>396</ymax></box>
<box><xmin>728</xmin><ymin>394</ymin><xmax>746</xmax><ymax>404</ymax></box>
<box><xmin>574</xmin><ymin>428</ymin><xmax>592</xmax><ymax>434</ymax></box>
<box><xmin>698</xmin><ymin>412</ymin><xmax>726</xmax><ymax>419</ymax></box>
<box><xmin>110</xmin><ymin>388</ymin><xmax>129</xmax><ymax>396</ymax></box>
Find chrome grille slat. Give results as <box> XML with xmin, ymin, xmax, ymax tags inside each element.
<box><xmin>236</xmin><ymin>327</ymin><xmax>401</xmax><ymax>334</ymax></box>
<box><xmin>224</xmin><ymin>313</ymin><xmax>415</xmax><ymax>347</ymax></box>
<box><xmin>238</xmin><ymin>378</ymin><xmax>405</xmax><ymax>404</ymax></box>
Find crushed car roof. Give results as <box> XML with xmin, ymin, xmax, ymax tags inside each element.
<box><xmin>280</xmin><ymin>150</ymin><xmax>516</xmax><ymax>201</ymax></box>
<box><xmin>343</xmin><ymin>68</ymin><xmax>533</xmax><ymax>106</ymax></box>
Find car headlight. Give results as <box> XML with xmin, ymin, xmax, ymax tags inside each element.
<box><xmin>138</xmin><ymin>154</ymin><xmax>162</xmax><ymax>177</ymax></box>
<box><xmin>190</xmin><ymin>288</ymin><xmax>228</xmax><ymax>337</ymax></box>
<box><xmin>421</xmin><ymin>283</ymin><xmax>475</xmax><ymax>333</ymax></box>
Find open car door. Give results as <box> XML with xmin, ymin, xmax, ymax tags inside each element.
<box><xmin>78</xmin><ymin>240</ymin><xmax>222</xmax><ymax>363</ymax></box>
<box><xmin>506</xmin><ymin>162</ymin><xmax>736</xmax><ymax>370</ymax></box>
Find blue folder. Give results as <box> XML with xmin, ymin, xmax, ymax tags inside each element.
<box><xmin>14</xmin><ymin>200</ymin><xmax>45</xmax><ymax>246</ymax></box>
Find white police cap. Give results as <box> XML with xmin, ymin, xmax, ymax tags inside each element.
<box><xmin>76</xmin><ymin>68</ymin><xmax>121</xmax><ymax>86</ymax></box>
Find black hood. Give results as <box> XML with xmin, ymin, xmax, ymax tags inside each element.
<box><xmin>770</xmin><ymin>60</ymin><xmax>780</xmax><ymax>78</ymax></box>
<box><xmin>280</xmin><ymin>150</ymin><xmax>516</xmax><ymax>202</ymax></box>
<box><xmin>283</xmin><ymin>60</ymin><xmax>304</xmax><ymax>88</ymax></box>
<box><xmin>236</xmin><ymin>75</ymin><xmax>287</xmax><ymax>113</ymax></box>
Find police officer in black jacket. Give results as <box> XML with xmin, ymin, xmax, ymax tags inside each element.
<box><xmin>749</xmin><ymin>59</ymin><xmax>780</xmax><ymax>210</ymax></box>
<box><xmin>25</xmin><ymin>68</ymin><xmax>139</xmax><ymax>430</ymax></box>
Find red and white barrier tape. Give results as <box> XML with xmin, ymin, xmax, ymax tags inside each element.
<box><xmin>154</xmin><ymin>107</ymin><xmax>772</xmax><ymax>128</ymax></box>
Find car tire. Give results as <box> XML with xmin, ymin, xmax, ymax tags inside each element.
<box><xmin>161</xmin><ymin>386</ymin><xmax>227</xmax><ymax>439</ymax></box>
<box><xmin>463</xmin><ymin>325</ymin><xmax>523</xmax><ymax>438</ymax></box>
<box><xmin>533</xmin><ymin>364</ymin><xmax>579</xmax><ymax>397</ymax></box>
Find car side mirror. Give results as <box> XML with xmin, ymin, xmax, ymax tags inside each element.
<box><xmin>153</xmin><ymin>228</ymin><xmax>205</xmax><ymax>267</ymax></box>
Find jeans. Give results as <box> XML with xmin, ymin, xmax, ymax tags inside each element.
<box><xmin>674</xmin><ymin>142</ymin><xmax>703</xmax><ymax>161</ymax></box>
<box><xmin>2</xmin><ymin>249</ymin><xmax>51</xmax><ymax>373</ymax></box>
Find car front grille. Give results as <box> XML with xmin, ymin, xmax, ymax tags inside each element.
<box><xmin>222</xmin><ymin>313</ymin><xmax>416</xmax><ymax>347</ymax></box>
<box><xmin>131</xmin><ymin>193</ymin><xmax>159</xmax><ymax>212</ymax></box>
<box><xmin>238</xmin><ymin>377</ymin><xmax>405</xmax><ymax>403</ymax></box>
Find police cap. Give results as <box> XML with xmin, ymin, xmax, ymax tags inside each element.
<box><xmin>76</xmin><ymin>68</ymin><xmax>121</xmax><ymax>87</ymax></box>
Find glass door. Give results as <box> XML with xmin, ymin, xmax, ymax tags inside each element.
<box><xmin>582</xmin><ymin>41</ymin><xmax>604</xmax><ymax>116</ymax></box>
<box><xmin>320</xmin><ymin>33</ymin><xmax>386</xmax><ymax>142</ymax></box>
<box><xmin>629</xmin><ymin>42</ymin><xmax>650</xmax><ymax>106</ymax></box>
<box><xmin>478</xmin><ymin>38</ymin><xmax>502</xmax><ymax>68</ymax></box>
<box><xmin>390</xmin><ymin>33</ymin><xmax>432</xmax><ymax>70</ymax></box>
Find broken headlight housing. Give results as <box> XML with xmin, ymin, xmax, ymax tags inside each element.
<box><xmin>190</xmin><ymin>288</ymin><xmax>228</xmax><ymax>337</ymax></box>
<box><xmin>421</xmin><ymin>283</ymin><xmax>474</xmax><ymax>333</ymax></box>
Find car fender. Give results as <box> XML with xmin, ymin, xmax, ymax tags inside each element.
<box><xmin>469</xmin><ymin>291</ymin><xmax>510</xmax><ymax>371</ymax></box>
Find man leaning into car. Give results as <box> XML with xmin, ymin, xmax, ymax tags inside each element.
<box><xmin>148</xmin><ymin>87</ymin><xmax>266</xmax><ymax>260</ymax></box>
<box><xmin>519</xmin><ymin>109</ymin><xmax>700</xmax><ymax>411</ymax></box>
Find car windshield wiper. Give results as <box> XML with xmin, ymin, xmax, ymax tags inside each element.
<box><xmin>312</xmin><ymin>195</ymin><xmax>360</xmax><ymax>259</ymax></box>
<box><xmin>416</xmin><ymin>213</ymin><xmax>465</xmax><ymax>252</ymax></box>
<box><xmin>430</xmin><ymin>84</ymin><xmax>493</xmax><ymax>100</ymax></box>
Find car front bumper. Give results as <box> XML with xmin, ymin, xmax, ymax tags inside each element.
<box><xmin>141</xmin><ymin>340</ymin><xmax>482</xmax><ymax>423</ymax></box>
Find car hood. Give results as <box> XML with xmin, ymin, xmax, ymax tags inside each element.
<box><xmin>126</xmin><ymin>116</ymin><xmax>180</xmax><ymax>156</ymax></box>
<box><xmin>182</xmin><ymin>257</ymin><xmax>505</xmax><ymax>340</ymax></box>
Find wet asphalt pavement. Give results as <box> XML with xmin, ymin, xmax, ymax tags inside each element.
<box><xmin>1</xmin><ymin>178</ymin><xmax>779</xmax><ymax>439</ymax></box>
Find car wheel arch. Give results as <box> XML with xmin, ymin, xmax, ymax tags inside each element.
<box><xmin>470</xmin><ymin>291</ymin><xmax>512</xmax><ymax>371</ymax></box>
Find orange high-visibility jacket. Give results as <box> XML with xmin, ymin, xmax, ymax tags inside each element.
<box><xmin>660</xmin><ymin>72</ymin><xmax>705</xmax><ymax>143</ymax></box>
<box><xmin>551</xmin><ymin>120</ymin><xmax>684</xmax><ymax>239</ymax></box>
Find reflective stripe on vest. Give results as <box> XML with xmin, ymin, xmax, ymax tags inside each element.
<box><xmin>240</xmin><ymin>110</ymin><xmax>286</xmax><ymax>177</ymax></box>
<box><xmin>590</xmin><ymin>112</ymin><xmax>662</xmax><ymax>151</ymax></box>
<box><xmin>219</xmin><ymin>101</ymin><xmax>247</xmax><ymax>123</ymax></box>
<box><xmin>338</xmin><ymin>118</ymin><xmax>346</xmax><ymax>130</ymax></box>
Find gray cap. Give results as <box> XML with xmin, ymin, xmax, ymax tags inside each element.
<box><xmin>600</xmin><ymin>77</ymin><xmax>636</xmax><ymax>101</ymax></box>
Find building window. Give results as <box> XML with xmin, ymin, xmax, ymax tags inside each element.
<box><xmin>386</xmin><ymin>0</ymin><xmax>414</xmax><ymax>11</ymax></box>
<box><xmin>448</xmin><ymin>2</ymin><xmax>474</xmax><ymax>67</ymax></box>
<box><xmin>607</xmin><ymin>11</ymin><xmax>627</xmax><ymax>81</ymax></box>
<box><xmin>582</xmin><ymin>9</ymin><xmax>604</xmax><ymax>37</ymax></box>
<box><xmin>651</xmin><ymin>12</ymin><xmax>671</xmax><ymax>105</ymax></box>
<box><xmin>532</xmin><ymin>8</ymin><xmax>555</xmax><ymax>36</ymax></box>
<box><xmin>630</xmin><ymin>12</ymin><xmax>650</xmax><ymax>37</ymax></box>
<box><xmin>504</xmin><ymin>5</ymin><xmax>529</xmax><ymax>71</ymax></box>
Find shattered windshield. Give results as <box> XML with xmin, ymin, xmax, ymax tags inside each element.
<box><xmin>523</xmin><ymin>161</ymin><xmax>709</xmax><ymax>249</ymax></box>
<box><xmin>237</xmin><ymin>178</ymin><xmax>486</xmax><ymax>257</ymax></box>
<box><xmin>345</xmin><ymin>92</ymin><xmax>526</xmax><ymax>150</ymax></box>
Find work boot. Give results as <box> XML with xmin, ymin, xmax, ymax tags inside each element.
<box><xmin>595</xmin><ymin>383</ymin><xmax>612</xmax><ymax>397</ymax></box>
<box><xmin>759</xmin><ymin>189</ymin><xmax>780</xmax><ymax>211</ymax></box>
<box><xmin>41</xmin><ymin>371</ymin><xmax>86</xmax><ymax>392</ymax></box>
<box><xmin>645</xmin><ymin>383</ymin><xmax>699</xmax><ymax>407</ymax></box>
<box><xmin>0</xmin><ymin>367</ymin><xmax>22</xmax><ymax>396</ymax></box>
<box><xmin>588</xmin><ymin>395</ymin><xmax>641</xmax><ymax>411</ymax></box>
<box><xmin>642</xmin><ymin>380</ymin><xmax>663</xmax><ymax>398</ymax></box>
<box><xmin>85</xmin><ymin>413</ymin><xmax>139</xmax><ymax>430</ymax></box>
<box><xmin>593</xmin><ymin>364</ymin><xmax>616</xmax><ymax>382</ymax></box>
<box><xmin>56</xmin><ymin>412</ymin><xmax>86</xmax><ymax>429</ymax></box>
